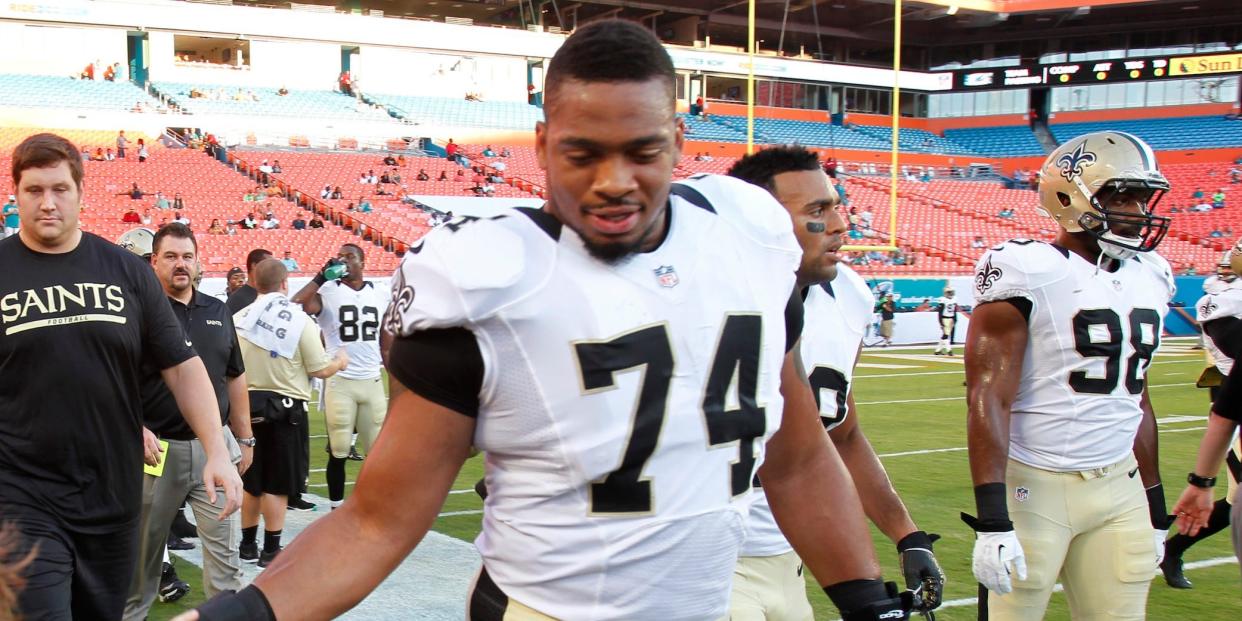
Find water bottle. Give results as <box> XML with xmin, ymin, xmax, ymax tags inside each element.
<box><xmin>323</xmin><ymin>258</ymin><xmax>349</xmax><ymax>281</ymax></box>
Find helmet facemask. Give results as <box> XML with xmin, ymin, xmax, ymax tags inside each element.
<box><xmin>1070</xmin><ymin>177</ymin><xmax>1169</xmax><ymax>261</ymax></box>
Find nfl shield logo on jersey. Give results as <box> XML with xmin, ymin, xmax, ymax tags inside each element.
<box><xmin>655</xmin><ymin>265</ymin><xmax>679</xmax><ymax>288</ymax></box>
<box><xmin>1015</xmin><ymin>486</ymin><xmax>1030</xmax><ymax>503</ymax></box>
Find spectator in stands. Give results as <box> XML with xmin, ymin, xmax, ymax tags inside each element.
<box><xmin>277</xmin><ymin>86</ymin><xmax>289</xmax><ymax>97</ymax></box>
<box><xmin>357</xmin><ymin>172</ymin><xmax>368</xmax><ymax>184</ymax></box>
<box><xmin>90</xmin><ymin>148</ymin><xmax>103</xmax><ymax>162</ymax></box>
<box><xmin>358</xmin><ymin>197</ymin><xmax>372</xmax><ymax>213</ymax></box>
<box><xmin>280</xmin><ymin>252</ymin><xmax>300</xmax><ymax>272</ymax></box>
<box><xmin>259</xmin><ymin>160</ymin><xmax>273</xmax><ymax>185</ymax></box>
<box><xmin>1192</xmin><ymin>201</ymin><xmax>1213</xmax><ymax>212</ymax></box>
<box><xmin>331</xmin><ymin>186</ymin><xmax>343</xmax><ymax>200</ymax></box>
<box><xmin>455</xmin><ymin>169</ymin><xmax>465</xmax><ymax>182</ymax></box>
<box><xmin>321</xmin><ymin>185</ymin><xmax>331</xmax><ymax>200</ymax></box>
<box><xmin>890</xmin><ymin>250</ymin><xmax>906</xmax><ymax>266</ymax></box>
<box><xmin>291</xmin><ymin>216</ymin><xmax>306</xmax><ymax>230</ymax></box>
<box><xmin>383</xmin><ymin>154</ymin><xmax>397</xmax><ymax>166</ymax></box>
<box><xmin>345</xmin><ymin>202</ymin><xmax>355</xmax><ymax>212</ymax></box>
<box><xmin>137</xmin><ymin>139</ymin><xmax>149</xmax><ymax>163</ymax></box>
<box><xmin>379</xmin><ymin>170</ymin><xmax>392</xmax><ymax>185</ymax></box>
<box><xmin>417</xmin><ymin>169</ymin><xmax>430</xmax><ymax>181</ymax></box>
<box><xmin>272</xmin><ymin>160</ymin><xmax>282</xmax><ymax>174</ymax></box>
<box><xmin>500</xmin><ymin>147</ymin><xmax>511</xmax><ymax>158</ymax></box>
<box><xmin>122</xmin><ymin>207</ymin><xmax>141</xmax><ymax>224</ymax></box>
<box><xmin>172</xmin><ymin>212</ymin><xmax>190</xmax><ymax>227</ymax></box>
<box><xmin>154</xmin><ymin>192</ymin><xmax>170</xmax><ymax>211</ymax></box>
<box><xmin>436</xmin><ymin>170</ymin><xmax>447</xmax><ymax>181</ymax></box>
<box><xmin>128</xmin><ymin>183</ymin><xmax>144</xmax><ymax>200</ymax></box>
<box><xmin>997</xmin><ymin>207</ymin><xmax>1015</xmax><ymax>219</ymax></box>
<box><xmin>823</xmin><ymin>157</ymin><xmax>837</xmax><ymax>179</ymax></box>
<box><xmin>1192</xmin><ymin>187</ymin><xmax>1205</xmax><ymax>201</ymax></box>
<box><xmin>116</xmin><ymin>130</ymin><xmax>128</xmax><ymax>159</ymax></box>
<box><xmin>1213</xmin><ymin>189</ymin><xmax>1227</xmax><ymax>209</ymax></box>
<box><xmin>1211</xmin><ymin>227</ymin><xmax>1225</xmax><ymax>238</ymax></box>
<box><xmin>2</xmin><ymin>196</ymin><xmax>16</xmax><ymax>238</ymax></box>
<box><xmin>240</xmin><ymin>213</ymin><xmax>257</xmax><ymax>230</ymax></box>
<box><xmin>208</xmin><ymin>219</ymin><xmax>226</xmax><ymax>235</ymax></box>
<box><xmin>971</xmin><ymin>235</ymin><xmax>985</xmax><ymax>249</ymax></box>
<box><xmin>482</xmin><ymin>145</ymin><xmax>496</xmax><ymax>157</ymax></box>
<box><xmin>105</xmin><ymin>148</ymin><xmax>115</xmax><ymax>161</ymax></box>
<box><xmin>1168</xmin><ymin>204</ymin><xmax>1183</xmax><ymax>213</ymax></box>
<box><xmin>262</xmin><ymin>213</ymin><xmax>280</xmax><ymax>230</ymax></box>
<box><xmin>172</xmin><ymin>193</ymin><xmax>185</xmax><ymax>211</ymax></box>
<box><xmin>445</xmin><ymin>139</ymin><xmax>458</xmax><ymax>161</ymax></box>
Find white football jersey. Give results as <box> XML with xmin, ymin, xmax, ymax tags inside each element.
<box><xmin>316</xmin><ymin>280</ymin><xmax>389</xmax><ymax>380</ymax></box>
<box><xmin>742</xmin><ymin>264</ymin><xmax>873</xmax><ymax>558</ymax></box>
<box><xmin>937</xmin><ymin>297</ymin><xmax>958</xmax><ymax>319</ymax></box>
<box><xmin>386</xmin><ymin>175</ymin><xmax>801</xmax><ymax>620</ymax></box>
<box><xmin>1204</xmin><ymin>275</ymin><xmax>1233</xmax><ymax>295</ymax></box>
<box><xmin>973</xmin><ymin>240</ymin><xmax>1174</xmax><ymax>472</ymax></box>
<box><xmin>1196</xmin><ymin>281</ymin><xmax>1242</xmax><ymax>375</ymax></box>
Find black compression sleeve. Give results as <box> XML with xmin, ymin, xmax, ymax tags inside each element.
<box><xmin>785</xmin><ymin>289</ymin><xmax>804</xmax><ymax>353</ymax></box>
<box><xmin>386</xmin><ymin>328</ymin><xmax>484</xmax><ymax>417</ymax></box>
<box><xmin>1204</xmin><ymin>316</ymin><xmax>1242</xmax><ymax>361</ymax></box>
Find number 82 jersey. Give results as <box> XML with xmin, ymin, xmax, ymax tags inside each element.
<box><xmin>316</xmin><ymin>280</ymin><xmax>389</xmax><ymax>380</ymax></box>
<box><xmin>972</xmin><ymin>240</ymin><xmax>1174</xmax><ymax>472</ymax></box>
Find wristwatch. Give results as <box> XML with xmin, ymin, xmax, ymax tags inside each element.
<box><xmin>237</xmin><ymin>437</ymin><xmax>257</xmax><ymax>448</ymax></box>
<box><xmin>1187</xmin><ymin>472</ymin><xmax>1217</xmax><ymax>488</ymax></box>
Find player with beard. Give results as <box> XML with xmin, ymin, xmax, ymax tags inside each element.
<box><xmin>182</xmin><ymin>20</ymin><xmax>909</xmax><ymax>621</ymax></box>
<box><xmin>727</xmin><ymin>146</ymin><xmax>944</xmax><ymax>620</ymax></box>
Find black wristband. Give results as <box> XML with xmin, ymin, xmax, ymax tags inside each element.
<box><xmin>896</xmin><ymin>530</ymin><xmax>933</xmax><ymax>553</ymax></box>
<box><xmin>1145</xmin><ymin>483</ymin><xmax>1170</xmax><ymax>529</ymax></box>
<box><xmin>974</xmin><ymin>482</ymin><xmax>1009</xmax><ymax>524</ymax></box>
<box><xmin>824</xmin><ymin>578</ymin><xmax>890</xmax><ymax>614</ymax></box>
<box><xmin>197</xmin><ymin>585</ymin><xmax>275</xmax><ymax>621</ymax></box>
<box><xmin>1187</xmin><ymin>472</ymin><xmax>1218</xmax><ymax>489</ymax></box>
<box><xmin>312</xmin><ymin>273</ymin><xmax>326</xmax><ymax>286</ymax></box>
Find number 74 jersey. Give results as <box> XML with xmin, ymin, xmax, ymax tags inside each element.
<box><xmin>972</xmin><ymin>240</ymin><xmax>1174</xmax><ymax>472</ymax></box>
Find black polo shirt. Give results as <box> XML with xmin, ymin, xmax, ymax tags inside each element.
<box><xmin>226</xmin><ymin>284</ymin><xmax>258</xmax><ymax>314</ymax></box>
<box><xmin>142</xmin><ymin>290</ymin><xmax>245</xmax><ymax>440</ymax></box>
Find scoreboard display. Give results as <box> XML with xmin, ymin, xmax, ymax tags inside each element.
<box><xmin>949</xmin><ymin>52</ymin><xmax>1242</xmax><ymax>91</ymax></box>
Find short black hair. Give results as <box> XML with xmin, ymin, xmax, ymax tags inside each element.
<box><xmin>246</xmin><ymin>248</ymin><xmax>273</xmax><ymax>271</ymax></box>
<box><xmin>726</xmin><ymin>145</ymin><xmax>824</xmax><ymax>193</ymax></box>
<box><xmin>544</xmin><ymin>20</ymin><xmax>675</xmax><ymax>114</ymax></box>
<box><xmin>153</xmin><ymin>222</ymin><xmax>197</xmax><ymax>255</ymax></box>
<box><xmin>340</xmin><ymin>243</ymin><xmax>365</xmax><ymax>264</ymax></box>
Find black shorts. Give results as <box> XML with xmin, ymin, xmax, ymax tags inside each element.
<box><xmin>3</xmin><ymin>506</ymin><xmax>137</xmax><ymax>621</ymax></box>
<box><xmin>243</xmin><ymin>394</ymin><xmax>308</xmax><ymax>497</ymax></box>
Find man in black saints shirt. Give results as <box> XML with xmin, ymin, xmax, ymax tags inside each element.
<box><xmin>226</xmin><ymin>248</ymin><xmax>273</xmax><ymax>314</ymax></box>
<box><xmin>123</xmin><ymin>223</ymin><xmax>254</xmax><ymax>620</ymax></box>
<box><xmin>0</xmin><ymin>133</ymin><xmax>242</xmax><ymax>620</ymax></box>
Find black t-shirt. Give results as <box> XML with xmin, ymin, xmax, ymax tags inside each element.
<box><xmin>142</xmin><ymin>290</ymin><xmax>245</xmax><ymax>440</ymax></box>
<box><xmin>0</xmin><ymin>233</ymin><xmax>195</xmax><ymax>532</ymax></box>
<box><xmin>226</xmin><ymin>284</ymin><xmax>258</xmax><ymax>314</ymax></box>
<box><xmin>880</xmin><ymin>301</ymin><xmax>895</xmax><ymax>320</ymax></box>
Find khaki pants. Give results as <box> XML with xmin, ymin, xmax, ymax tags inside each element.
<box><xmin>466</xmin><ymin>568</ymin><xmax>558</xmax><ymax>620</ymax></box>
<box><xmin>986</xmin><ymin>455</ymin><xmax>1152</xmax><ymax>621</ymax></box>
<box><xmin>323</xmin><ymin>375</ymin><xmax>387</xmax><ymax>458</ymax></box>
<box><xmin>123</xmin><ymin>430</ymin><xmax>244</xmax><ymax>621</ymax></box>
<box><xmin>730</xmin><ymin>551</ymin><xmax>814</xmax><ymax>621</ymax></box>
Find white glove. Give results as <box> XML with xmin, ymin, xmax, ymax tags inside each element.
<box><xmin>1154</xmin><ymin>529</ymin><xmax>1168</xmax><ymax>566</ymax></box>
<box><xmin>972</xmin><ymin>530</ymin><xmax>1027</xmax><ymax>594</ymax></box>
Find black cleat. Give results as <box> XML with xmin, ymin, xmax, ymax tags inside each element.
<box><xmin>240</xmin><ymin>540</ymin><xmax>259</xmax><ymax>563</ymax></box>
<box><xmin>171</xmin><ymin>508</ymin><xmax>198</xmax><ymax>539</ymax></box>
<box><xmin>287</xmin><ymin>497</ymin><xmax>316</xmax><ymax>512</ymax></box>
<box><xmin>347</xmin><ymin>447</ymin><xmax>364</xmax><ymax>461</ymax></box>
<box><xmin>474</xmin><ymin>478</ymin><xmax>489</xmax><ymax>501</ymax></box>
<box><xmin>1160</xmin><ymin>554</ymin><xmax>1193</xmax><ymax>589</ymax></box>
<box><xmin>258</xmin><ymin>547</ymin><xmax>281</xmax><ymax>568</ymax></box>
<box><xmin>158</xmin><ymin>562</ymin><xmax>191</xmax><ymax>603</ymax></box>
<box><xmin>166</xmin><ymin>534</ymin><xmax>194</xmax><ymax>551</ymax></box>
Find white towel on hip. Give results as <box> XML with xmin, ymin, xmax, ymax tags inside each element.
<box><xmin>235</xmin><ymin>293</ymin><xmax>307</xmax><ymax>359</ymax></box>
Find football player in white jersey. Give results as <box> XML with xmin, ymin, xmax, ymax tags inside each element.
<box><xmin>291</xmin><ymin>243</ymin><xmax>389</xmax><ymax>510</ymax></box>
<box><xmin>933</xmin><ymin>287</ymin><xmax>958</xmax><ymax>356</ymax></box>
<box><xmin>727</xmin><ymin>146</ymin><xmax>945</xmax><ymax>620</ymax></box>
<box><xmin>1166</xmin><ymin>244</ymin><xmax>1242</xmax><ymax>586</ymax></box>
<box><xmin>964</xmin><ymin>131</ymin><xmax>1175</xmax><ymax>621</ymax></box>
<box><xmin>184</xmin><ymin>21</ymin><xmax>910</xmax><ymax>621</ymax></box>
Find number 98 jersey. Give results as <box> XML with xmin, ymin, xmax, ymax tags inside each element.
<box><xmin>973</xmin><ymin>240</ymin><xmax>1174</xmax><ymax>472</ymax></box>
<box><xmin>316</xmin><ymin>280</ymin><xmax>389</xmax><ymax>380</ymax></box>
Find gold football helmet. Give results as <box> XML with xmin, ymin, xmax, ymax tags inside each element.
<box><xmin>1037</xmin><ymin>131</ymin><xmax>1169</xmax><ymax>260</ymax></box>
<box><xmin>1228</xmin><ymin>237</ymin><xmax>1242</xmax><ymax>279</ymax></box>
<box><xmin>116</xmin><ymin>227</ymin><xmax>155</xmax><ymax>258</ymax></box>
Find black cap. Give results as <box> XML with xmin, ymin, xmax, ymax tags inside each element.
<box><xmin>227</xmin><ymin>267</ymin><xmax>244</xmax><ymax>277</ymax></box>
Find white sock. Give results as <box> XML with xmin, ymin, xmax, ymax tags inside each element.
<box><xmin>331</xmin><ymin>499</ymin><xmax>343</xmax><ymax>510</ymax></box>
<box><xmin>162</xmin><ymin>546</ymin><xmax>170</xmax><ymax>564</ymax></box>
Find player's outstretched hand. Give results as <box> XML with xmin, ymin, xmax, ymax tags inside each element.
<box><xmin>897</xmin><ymin>531</ymin><xmax>945</xmax><ymax>611</ymax></box>
<box><xmin>203</xmin><ymin>452</ymin><xmax>243</xmax><ymax>520</ymax></box>
<box><xmin>1172</xmin><ymin>485</ymin><xmax>1214</xmax><ymax>536</ymax></box>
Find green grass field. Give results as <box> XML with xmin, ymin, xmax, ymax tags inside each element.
<box><xmin>152</xmin><ymin>338</ymin><xmax>1240</xmax><ymax>620</ymax></box>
